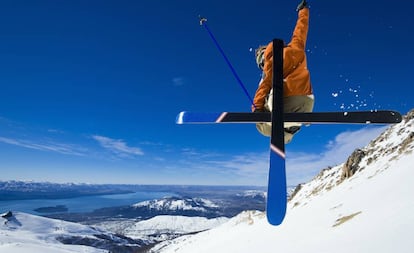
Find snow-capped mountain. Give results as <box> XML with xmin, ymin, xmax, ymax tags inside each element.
<box><xmin>0</xmin><ymin>212</ymin><xmax>105</xmax><ymax>253</ymax></box>
<box><xmin>236</xmin><ymin>190</ymin><xmax>266</xmax><ymax>199</ymax></box>
<box><xmin>128</xmin><ymin>196</ymin><xmax>224</xmax><ymax>218</ymax></box>
<box><xmin>0</xmin><ymin>211</ymin><xmax>149</xmax><ymax>253</ymax></box>
<box><xmin>151</xmin><ymin>109</ymin><xmax>414</xmax><ymax>253</ymax></box>
<box><xmin>97</xmin><ymin>215</ymin><xmax>228</xmax><ymax>242</ymax></box>
<box><xmin>133</xmin><ymin>197</ymin><xmax>219</xmax><ymax>212</ymax></box>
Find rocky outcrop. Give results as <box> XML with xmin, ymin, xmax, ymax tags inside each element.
<box><xmin>341</xmin><ymin>149</ymin><xmax>366</xmax><ymax>180</ymax></box>
<box><xmin>341</xmin><ymin>109</ymin><xmax>414</xmax><ymax>181</ymax></box>
<box><xmin>1</xmin><ymin>211</ymin><xmax>13</xmax><ymax>219</ymax></box>
<box><xmin>290</xmin><ymin>109</ymin><xmax>414</xmax><ymax>206</ymax></box>
<box><xmin>405</xmin><ymin>109</ymin><xmax>414</xmax><ymax>121</ymax></box>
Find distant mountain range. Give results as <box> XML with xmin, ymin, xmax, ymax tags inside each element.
<box><xmin>0</xmin><ymin>181</ymin><xmax>265</xmax><ymax>201</ymax></box>
<box><xmin>0</xmin><ymin>181</ymin><xmax>133</xmax><ymax>200</ymax></box>
<box><xmin>45</xmin><ymin>192</ymin><xmax>266</xmax><ymax>223</ymax></box>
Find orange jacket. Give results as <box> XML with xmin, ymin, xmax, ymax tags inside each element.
<box><xmin>252</xmin><ymin>8</ymin><xmax>313</xmax><ymax>111</ymax></box>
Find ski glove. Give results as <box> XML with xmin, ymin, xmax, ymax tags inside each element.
<box><xmin>254</xmin><ymin>108</ymin><xmax>266</xmax><ymax>113</ymax></box>
<box><xmin>296</xmin><ymin>0</ymin><xmax>308</xmax><ymax>11</ymax></box>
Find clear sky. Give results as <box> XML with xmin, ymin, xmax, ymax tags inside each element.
<box><xmin>0</xmin><ymin>0</ymin><xmax>413</xmax><ymax>186</ymax></box>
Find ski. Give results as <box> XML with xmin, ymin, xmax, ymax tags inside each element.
<box><xmin>176</xmin><ymin>110</ymin><xmax>402</xmax><ymax>125</ymax></box>
<box><xmin>266</xmin><ymin>39</ymin><xmax>287</xmax><ymax>225</ymax></box>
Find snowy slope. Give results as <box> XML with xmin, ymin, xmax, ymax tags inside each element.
<box><xmin>123</xmin><ymin>215</ymin><xmax>228</xmax><ymax>240</ymax></box>
<box><xmin>0</xmin><ymin>211</ymin><xmax>152</xmax><ymax>253</ymax></box>
<box><xmin>152</xmin><ymin>110</ymin><xmax>414</xmax><ymax>253</ymax></box>
<box><xmin>0</xmin><ymin>212</ymin><xmax>105</xmax><ymax>253</ymax></box>
<box><xmin>96</xmin><ymin>215</ymin><xmax>228</xmax><ymax>242</ymax></box>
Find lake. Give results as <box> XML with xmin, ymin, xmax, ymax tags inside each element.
<box><xmin>0</xmin><ymin>191</ymin><xmax>174</xmax><ymax>215</ymax></box>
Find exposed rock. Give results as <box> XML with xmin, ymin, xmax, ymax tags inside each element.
<box><xmin>288</xmin><ymin>184</ymin><xmax>303</xmax><ymax>202</ymax></box>
<box><xmin>1</xmin><ymin>211</ymin><xmax>13</xmax><ymax>219</ymax></box>
<box><xmin>332</xmin><ymin>211</ymin><xmax>362</xmax><ymax>227</ymax></box>
<box><xmin>405</xmin><ymin>109</ymin><xmax>414</xmax><ymax>121</ymax></box>
<box><xmin>341</xmin><ymin>149</ymin><xmax>366</xmax><ymax>180</ymax></box>
<box><xmin>399</xmin><ymin>132</ymin><xmax>414</xmax><ymax>155</ymax></box>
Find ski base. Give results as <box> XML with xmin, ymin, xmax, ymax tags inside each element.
<box><xmin>267</xmin><ymin>148</ymin><xmax>287</xmax><ymax>225</ymax></box>
<box><xmin>176</xmin><ymin>110</ymin><xmax>402</xmax><ymax>125</ymax></box>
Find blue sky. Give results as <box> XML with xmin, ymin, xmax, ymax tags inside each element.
<box><xmin>0</xmin><ymin>0</ymin><xmax>413</xmax><ymax>186</ymax></box>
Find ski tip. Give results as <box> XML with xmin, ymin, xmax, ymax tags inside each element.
<box><xmin>373</xmin><ymin>110</ymin><xmax>403</xmax><ymax>124</ymax></box>
<box><xmin>176</xmin><ymin>111</ymin><xmax>185</xmax><ymax>124</ymax></box>
<box><xmin>266</xmin><ymin>211</ymin><xmax>285</xmax><ymax>226</ymax></box>
<box><xmin>391</xmin><ymin>110</ymin><xmax>403</xmax><ymax>123</ymax></box>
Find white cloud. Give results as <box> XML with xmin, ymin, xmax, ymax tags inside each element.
<box><xmin>0</xmin><ymin>136</ymin><xmax>85</xmax><ymax>156</ymax></box>
<box><xmin>206</xmin><ymin>152</ymin><xmax>270</xmax><ymax>184</ymax></box>
<box><xmin>92</xmin><ymin>135</ymin><xmax>144</xmax><ymax>157</ymax></box>
<box><xmin>286</xmin><ymin>126</ymin><xmax>388</xmax><ymax>185</ymax></box>
<box><xmin>324</xmin><ymin>126</ymin><xmax>388</xmax><ymax>159</ymax></box>
<box><xmin>172</xmin><ymin>77</ymin><xmax>185</xmax><ymax>86</ymax></box>
<box><xmin>156</xmin><ymin>148</ymin><xmax>269</xmax><ymax>185</ymax></box>
<box><xmin>177</xmin><ymin>126</ymin><xmax>388</xmax><ymax>186</ymax></box>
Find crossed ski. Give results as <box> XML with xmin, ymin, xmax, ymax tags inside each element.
<box><xmin>176</xmin><ymin>39</ymin><xmax>402</xmax><ymax>226</ymax></box>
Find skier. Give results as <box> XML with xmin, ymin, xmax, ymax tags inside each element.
<box><xmin>253</xmin><ymin>0</ymin><xmax>314</xmax><ymax>144</ymax></box>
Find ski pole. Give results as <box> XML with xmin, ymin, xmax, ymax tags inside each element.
<box><xmin>199</xmin><ymin>16</ymin><xmax>257</xmax><ymax>110</ymax></box>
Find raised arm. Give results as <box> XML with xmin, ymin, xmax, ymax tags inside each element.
<box><xmin>288</xmin><ymin>6</ymin><xmax>309</xmax><ymax>51</ymax></box>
